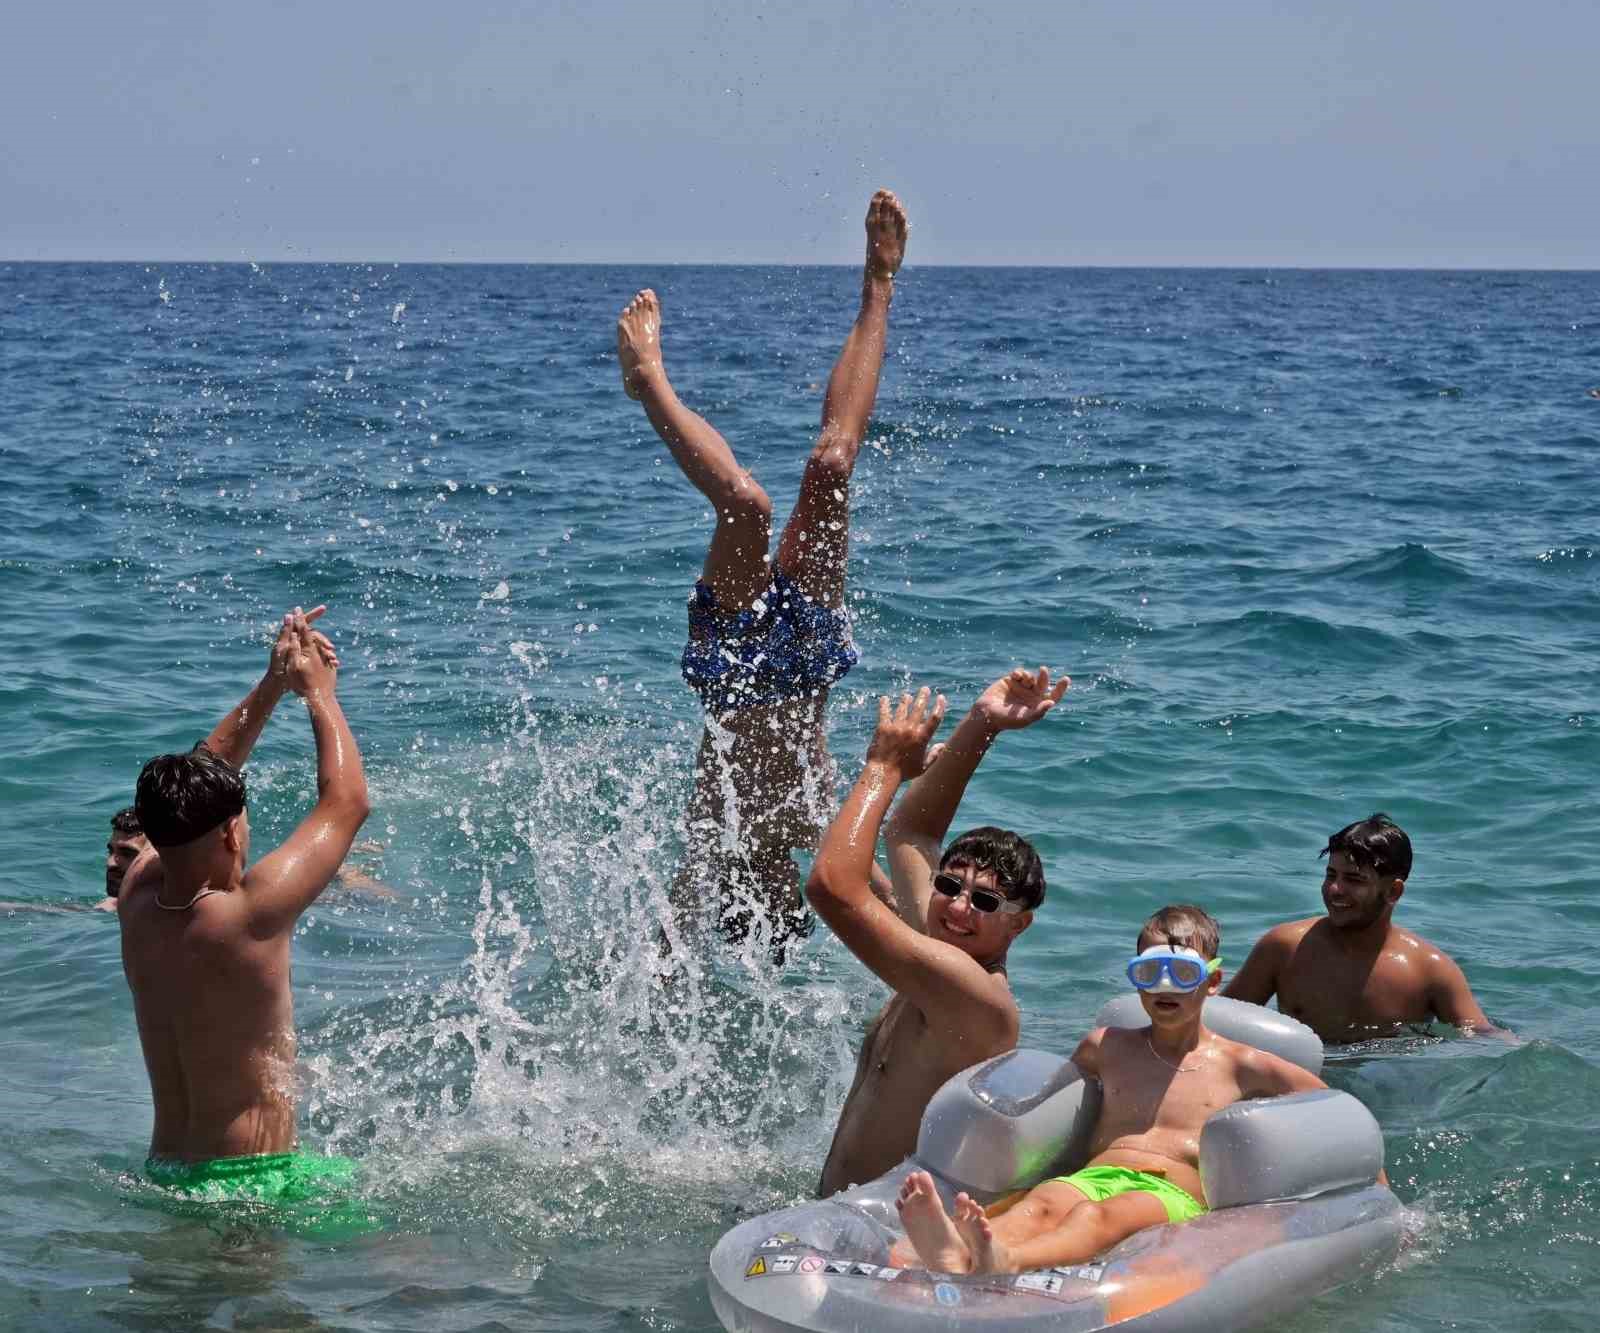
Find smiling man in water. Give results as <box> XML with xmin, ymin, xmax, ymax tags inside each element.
<box><xmin>119</xmin><ymin>607</ymin><xmax>371</xmax><ymax>1205</ymax></box>
<box><xmin>807</xmin><ymin>667</ymin><xmax>1066</xmax><ymax>1196</ymax></box>
<box><xmin>1225</xmin><ymin>813</ymin><xmax>1506</xmax><ymax>1042</ymax></box>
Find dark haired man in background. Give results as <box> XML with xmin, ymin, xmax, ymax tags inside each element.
<box><xmin>119</xmin><ymin>607</ymin><xmax>371</xmax><ymax>1199</ymax></box>
<box><xmin>807</xmin><ymin>666</ymin><xmax>1067</xmax><ymax>1196</ymax></box>
<box><xmin>99</xmin><ymin>808</ymin><xmax>150</xmax><ymax>911</ymax></box>
<box><xmin>1225</xmin><ymin>812</ymin><xmax>1506</xmax><ymax>1042</ymax></box>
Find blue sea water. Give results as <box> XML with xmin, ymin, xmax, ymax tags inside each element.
<box><xmin>1</xmin><ymin>261</ymin><xmax>1598</xmax><ymax>1331</ymax></box>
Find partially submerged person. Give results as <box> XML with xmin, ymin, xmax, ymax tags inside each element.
<box><xmin>808</xmin><ymin>668</ymin><xmax>1067</xmax><ymax>1197</ymax></box>
<box><xmin>101</xmin><ymin>807</ymin><xmax>151</xmax><ymax>910</ymax></box>
<box><xmin>119</xmin><ymin>607</ymin><xmax>371</xmax><ymax>1207</ymax></box>
<box><xmin>1224</xmin><ymin>813</ymin><xmax>1505</xmax><ymax>1043</ymax></box>
<box><xmin>891</xmin><ymin>906</ymin><xmax>1337</xmax><ymax>1274</ymax></box>
<box><xmin>617</xmin><ymin>189</ymin><xmax>907</xmax><ymax>962</ymax></box>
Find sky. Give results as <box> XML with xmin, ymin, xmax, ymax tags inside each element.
<box><xmin>4</xmin><ymin>0</ymin><xmax>1597</xmax><ymax>266</ymax></box>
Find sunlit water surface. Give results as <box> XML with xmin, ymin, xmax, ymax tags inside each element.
<box><xmin>2</xmin><ymin>263</ymin><xmax>1597</xmax><ymax>1331</ymax></box>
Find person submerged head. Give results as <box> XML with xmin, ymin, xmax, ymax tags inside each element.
<box><xmin>105</xmin><ymin>806</ymin><xmax>151</xmax><ymax>897</ymax></box>
<box><xmin>1131</xmin><ymin>904</ymin><xmax>1222</xmax><ymax>1027</ymax></box>
<box><xmin>929</xmin><ymin>825</ymin><xmax>1043</xmax><ymax>963</ymax></box>
<box><xmin>1320</xmin><ymin>812</ymin><xmax>1410</xmax><ymax>932</ymax></box>
<box><xmin>134</xmin><ymin>747</ymin><xmax>250</xmax><ymax>873</ymax></box>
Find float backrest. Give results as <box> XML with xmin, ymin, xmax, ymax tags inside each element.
<box><xmin>915</xmin><ymin>1048</ymin><xmax>1102</xmax><ymax>1197</ymax></box>
<box><xmin>1094</xmin><ymin>994</ymin><xmax>1325</xmax><ymax>1075</ymax></box>
<box><xmin>1201</xmin><ymin>1088</ymin><xmax>1385</xmax><ymax>1208</ymax></box>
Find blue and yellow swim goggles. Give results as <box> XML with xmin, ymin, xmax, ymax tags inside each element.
<box><xmin>1126</xmin><ymin>946</ymin><xmax>1221</xmax><ymax>993</ymax></box>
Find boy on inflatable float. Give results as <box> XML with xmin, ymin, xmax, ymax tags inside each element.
<box><xmin>891</xmin><ymin>902</ymin><xmax>1351</xmax><ymax>1273</ymax></box>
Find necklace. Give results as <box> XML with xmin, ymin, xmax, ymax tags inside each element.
<box><xmin>155</xmin><ymin>886</ymin><xmax>224</xmax><ymax>911</ymax></box>
<box><xmin>1146</xmin><ymin>1033</ymin><xmax>1207</xmax><ymax>1073</ymax></box>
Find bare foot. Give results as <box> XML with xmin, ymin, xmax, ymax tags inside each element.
<box><xmin>953</xmin><ymin>1191</ymin><xmax>1011</xmax><ymax>1274</ymax></box>
<box><xmin>895</xmin><ymin>1170</ymin><xmax>971</xmax><ymax>1273</ymax></box>
<box><xmin>864</xmin><ymin>190</ymin><xmax>908</xmax><ymax>282</ymax></box>
<box><xmin>617</xmin><ymin>289</ymin><xmax>665</xmax><ymax>401</ymax></box>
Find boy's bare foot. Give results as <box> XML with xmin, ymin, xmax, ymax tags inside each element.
<box><xmin>864</xmin><ymin>190</ymin><xmax>908</xmax><ymax>282</ymax></box>
<box><xmin>617</xmin><ymin>289</ymin><xmax>665</xmax><ymax>401</ymax></box>
<box><xmin>895</xmin><ymin>1170</ymin><xmax>971</xmax><ymax>1273</ymax></box>
<box><xmin>953</xmin><ymin>1191</ymin><xmax>1010</xmax><ymax>1273</ymax></box>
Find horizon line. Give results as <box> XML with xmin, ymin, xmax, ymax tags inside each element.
<box><xmin>3</xmin><ymin>257</ymin><xmax>1598</xmax><ymax>274</ymax></box>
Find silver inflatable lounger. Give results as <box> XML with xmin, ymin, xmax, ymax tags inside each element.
<box><xmin>708</xmin><ymin>999</ymin><xmax>1403</xmax><ymax>1333</ymax></box>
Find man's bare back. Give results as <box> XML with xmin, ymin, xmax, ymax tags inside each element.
<box><xmin>121</xmin><ymin>608</ymin><xmax>369</xmax><ymax>1164</ymax></box>
<box><xmin>121</xmin><ymin>871</ymin><xmax>301</xmax><ymax>1159</ymax></box>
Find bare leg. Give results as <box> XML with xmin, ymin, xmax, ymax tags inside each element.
<box><xmin>774</xmin><ymin>190</ymin><xmax>908</xmax><ymax>608</ymax></box>
<box><xmin>953</xmin><ymin>1180</ymin><xmax>1171</xmax><ymax>1274</ymax></box>
<box><xmin>619</xmin><ymin>289</ymin><xmax>772</xmax><ymax>610</ymax></box>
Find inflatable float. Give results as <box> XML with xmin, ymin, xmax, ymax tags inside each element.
<box><xmin>708</xmin><ymin>997</ymin><xmax>1403</xmax><ymax>1332</ymax></box>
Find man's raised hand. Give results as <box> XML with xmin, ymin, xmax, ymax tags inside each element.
<box><xmin>974</xmin><ymin>666</ymin><xmax>1069</xmax><ymax>733</ymax></box>
<box><xmin>269</xmin><ymin>605</ymin><xmax>339</xmax><ymax>684</ymax></box>
<box><xmin>866</xmin><ymin>687</ymin><xmax>947</xmax><ymax>779</ymax></box>
<box><xmin>283</xmin><ymin>607</ymin><xmax>339</xmax><ymax>699</ymax></box>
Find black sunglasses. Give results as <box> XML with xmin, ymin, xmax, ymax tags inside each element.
<box><xmin>931</xmin><ymin>872</ymin><xmax>1026</xmax><ymax>916</ymax></box>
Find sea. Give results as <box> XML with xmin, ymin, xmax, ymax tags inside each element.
<box><xmin>1</xmin><ymin>262</ymin><xmax>1597</xmax><ymax>1332</ymax></box>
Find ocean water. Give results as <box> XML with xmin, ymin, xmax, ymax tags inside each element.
<box><xmin>1</xmin><ymin>261</ymin><xmax>1597</xmax><ymax>1331</ymax></box>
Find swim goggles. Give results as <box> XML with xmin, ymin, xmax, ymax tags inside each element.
<box><xmin>931</xmin><ymin>872</ymin><xmax>1027</xmax><ymax>916</ymax></box>
<box><xmin>1126</xmin><ymin>945</ymin><xmax>1221</xmax><ymax>993</ymax></box>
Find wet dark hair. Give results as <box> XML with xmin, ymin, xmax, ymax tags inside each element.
<box><xmin>1321</xmin><ymin>812</ymin><xmax>1412</xmax><ymax>881</ymax></box>
<box><xmin>940</xmin><ymin>826</ymin><xmax>1046</xmax><ymax>910</ymax></box>
<box><xmin>134</xmin><ymin>749</ymin><xmax>247</xmax><ymax>849</ymax></box>
<box><xmin>109</xmin><ymin>806</ymin><xmax>143</xmax><ymax>838</ymax></box>
<box><xmin>1138</xmin><ymin>904</ymin><xmax>1221</xmax><ymax>961</ymax></box>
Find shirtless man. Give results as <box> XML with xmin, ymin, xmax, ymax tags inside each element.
<box><xmin>892</xmin><ymin>905</ymin><xmax>1336</xmax><ymax>1274</ymax></box>
<box><xmin>120</xmin><ymin>607</ymin><xmax>370</xmax><ymax>1192</ymax></box>
<box><xmin>1224</xmin><ymin>812</ymin><xmax>1504</xmax><ymax>1042</ymax></box>
<box><xmin>617</xmin><ymin>189</ymin><xmax>907</xmax><ymax>963</ymax></box>
<box><xmin>807</xmin><ymin>669</ymin><xmax>1067</xmax><ymax>1196</ymax></box>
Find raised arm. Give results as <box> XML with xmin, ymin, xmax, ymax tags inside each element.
<box><xmin>242</xmin><ymin>610</ymin><xmax>370</xmax><ymax>937</ymax></box>
<box><xmin>201</xmin><ymin>606</ymin><xmax>340</xmax><ymax>769</ymax></box>
<box><xmin>884</xmin><ymin>667</ymin><xmax>1067</xmax><ymax>931</ymax></box>
<box><xmin>807</xmin><ymin>690</ymin><xmax>1018</xmax><ymax>1049</ymax></box>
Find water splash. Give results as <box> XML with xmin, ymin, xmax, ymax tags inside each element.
<box><xmin>300</xmin><ymin>652</ymin><xmax>865</xmax><ymax>1247</ymax></box>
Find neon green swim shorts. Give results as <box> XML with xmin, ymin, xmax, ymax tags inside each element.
<box><xmin>1050</xmin><ymin>1164</ymin><xmax>1207</xmax><ymax>1224</ymax></box>
<box><xmin>144</xmin><ymin>1152</ymin><xmax>379</xmax><ymax>1239</ymax></box>
<box><xmin>145</xmin><ymin>1151</ymin><xmax>358</xmax><ymax>1201</ymax></box>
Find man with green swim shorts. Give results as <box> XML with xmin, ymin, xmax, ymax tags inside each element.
<box><xmin>892</xmin><ymin>905</ymin><xmax>1339</xmax><ymax>1273</ymax></box>
<box><xmin>120</xmin><ymin>607</ymin><xmax>370</xmax><ymax>1208</ymax></box>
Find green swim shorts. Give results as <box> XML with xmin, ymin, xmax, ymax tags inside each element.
<box><xmin>145</xmin><ymin>1151</ymin><xmax>358</xmax><ymax>1201</ymax></box>
<box><xmin>1049</xmin><ymin>1164</ymin><xmax>1207</xmax><ymax>1224</ymax></box>
<box><xmin>144</xmin><ymin>1151</ymin><xmax>378</xmax><ymax>1239</ymax></box>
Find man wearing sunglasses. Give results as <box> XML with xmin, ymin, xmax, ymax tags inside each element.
<box><xmin>807</xmin><ymin>667</ymin><xmax>1066</xmax><ymax>1197</ymax></box>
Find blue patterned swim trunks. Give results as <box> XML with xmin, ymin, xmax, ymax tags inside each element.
<box><xmin>682</xmin><ymin>568</ymin><xmax>858</xmax><ymax>712</ymax></box>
